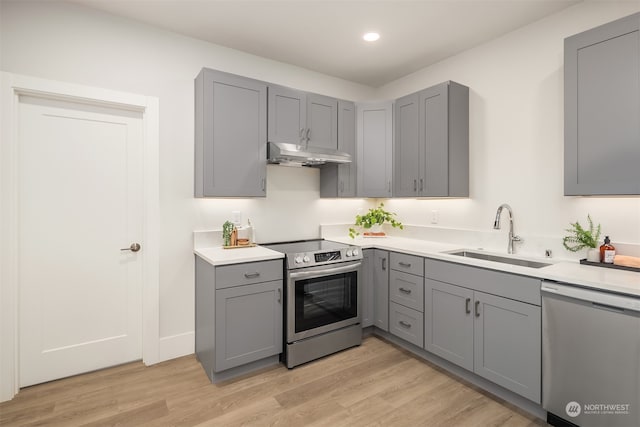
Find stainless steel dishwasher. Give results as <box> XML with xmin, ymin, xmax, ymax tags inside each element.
<box><xmin>541</xmin><ymin>281</ymin><xmax>640</xmax><ymax>427</ymax></box>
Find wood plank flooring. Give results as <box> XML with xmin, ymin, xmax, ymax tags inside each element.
<box><xmin>0</xmin><ymin>336</ymin><xmax>548</xmax><ymax>426</ymax></box>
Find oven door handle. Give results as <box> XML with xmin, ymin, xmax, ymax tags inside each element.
<box><xmin>288</xmin><ymin>262</ymin><xmax>362</xmax><ymax>280</ymax></box>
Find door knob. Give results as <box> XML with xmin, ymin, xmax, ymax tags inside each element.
<box><xmin>121</xmin><ymin>243</ymin><xmax>141</xmax><ymax>252</ymax></box>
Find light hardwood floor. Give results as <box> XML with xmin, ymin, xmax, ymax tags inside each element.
<box><xmin>0</xmin><ymin>336</ymin><xmax>548</xmax><ymax>426</ymax></box>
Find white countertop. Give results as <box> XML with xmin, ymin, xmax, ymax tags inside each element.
<box><xmin>328</xmin><ymin>235</ymin><xmax>640</xmax><ymax>298</ymax></box>
<box><xmin>193</xmin><ymin>230</ymin><xmax>639</xmax><ymax>297</ymax></box>
<box><xmin>194</xmin><ymin>245</ymin><xmax>283</xmax><ymax>266</ymax></box>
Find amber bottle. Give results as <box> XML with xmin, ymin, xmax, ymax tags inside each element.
<box><xmin>599</xmin><ymin>236</ymin><xmax>615</xmax><ymax>263</ymax></box>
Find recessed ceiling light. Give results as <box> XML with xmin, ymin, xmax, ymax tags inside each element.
<box><xmin>363</xmin><ymin>32</ymin><xmax>380</xmax><ymax>42</ymax></box>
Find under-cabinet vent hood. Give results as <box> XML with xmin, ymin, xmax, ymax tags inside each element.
<box><xmin>267</xmin><ymin>142</ymin><xmax>351</xmax><ymax>167</ymax></box>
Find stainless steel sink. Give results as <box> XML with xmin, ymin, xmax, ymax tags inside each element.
<box><xmin>445</xmin><ymin>250</ymin><xmax>551</xmax><ymax>269</ymax></box>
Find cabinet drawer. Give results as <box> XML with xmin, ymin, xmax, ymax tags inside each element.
<box><xmin>389</xmin><ymin>302</ymin><xmax>424</xmax><ymax>348</ymax></box>
<box><xmin>215</xmin><ymin>259</ymin><xmax>283</xmax><ymax>289</ymax></box>
<box><xmin>390</xmin><ymin>252</ymin><xmax>423</xmax><ymax>276</ymax></box>
<box><xmin>389</xmin><ymin>270</ymin><xmax>424</xmax><ymax>312</ymax></box>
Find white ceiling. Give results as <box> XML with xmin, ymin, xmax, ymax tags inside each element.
<box><xmin>68</xmin><ymin>0</ymin><xmax>581</xmax><ymax>87</ymax></box>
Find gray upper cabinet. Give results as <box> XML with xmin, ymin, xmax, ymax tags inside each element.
<box><xmin>565</xmin><ymin>13</ymin><xmax>640</xmax><ymax>195</ymax></box>
<box><xmin>267</xmin><ymin>86</ymin><xmax>338</xmax><ymax>150</ymax></box>
<box><xmin>306</xmin><ymin>94</ymin><xmax>338</xmax><ymax>150</ymax></box>
<box><xmin>393</xmin><ymin>81</ymin><xmax>469</xmax><ymax>198</ymax></box>
<box><xmin>195</xmin><ymin>68</ymin><xmax>267</xmax><ymax>197</ymax></box>
<box><xmin>268</xmin><ymin>85</ymin><xmax>306</xmax><ymax>145</ymax></box>
<box><xmin>357</xmin><ymin>102</ymin><xmax>393</xmax><ymax>197</ymax></box>
<box><xmin>394</xmin><ymin>92</ymin><xmax>420</xmax><ymax>197</ymax></box>
<box><xmin>320</xmin><ymin>100</ymin><xmax>357</xmax><ymax>198</ymax></box>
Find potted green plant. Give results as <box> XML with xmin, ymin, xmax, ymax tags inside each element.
<box><xmin>562</xmin><ymin>214</ymin><xmax>601</xmax><ymax>261</ymax></box>
<box><xmin>349</xmin><ymin>203</ymin><xmax>404</xmax><ymax>238</ymax></box>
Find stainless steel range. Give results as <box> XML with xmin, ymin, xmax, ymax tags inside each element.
<box><xmin>262</xmin><ymin>239</ymin><xmax>362</xmax><ymax>368</ymax></box>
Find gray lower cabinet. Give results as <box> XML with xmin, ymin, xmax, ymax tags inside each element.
<box><xmin>564</xmin><ymin>12</ymin><xmax>640</xmax><ymax>195</ymax></box>
<box><xmin>424</xmin><ymin>259</ymin><xmax>541</xmax><ymax>403</ymax></box>
<box><xmin>389</xmin><ymin>252</ymin><xmax>424</xmax><ymax>347</ymax></box>
<box><xmin>393</xmin><ymin>81</ymin><xmax>469</xmax><ymax>198</ymax></box>
<box><xmin>215</xmin><ymin>280</ymin><xmax>283</xmax><ymax>372</ymax></box>
<box><xmin>361</xmin><ymin>249</ymin><xmax>374</xmax><ymax>328</ymax></box>
<box><xmin>195</xmin><ymin>68</ymin><xmax>267</xmax><ymax>197</ymax></box>
<box><xmin>357</xmin><ymin>102</ymin><xmax>393</xmax><ymax>197</ymax></box>
<box><xmin>320</xmin><ymin>100</ymin><xmax>357</xmax><ymax>198</ymax></box>
<box><xmin>373</xmin><ymin>249</ymin><xmax>390</xmax><ymax>331</ymax></box>
<box><xmin>362</xmin><ymin>249</ymin><xmax>390</xmax><ymax>330</ymax></box>
<box><xmin>195</xmin><ymin>256</ymin><xmax>283</xmax><ymax>381</ymax></box>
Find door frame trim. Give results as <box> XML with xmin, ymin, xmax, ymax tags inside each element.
<box><xmin>0</xmin><ymin>72</ymin><xmax>160</xmax><ymax>402</ymax></box>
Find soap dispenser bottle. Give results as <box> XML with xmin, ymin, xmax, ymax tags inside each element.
<box><xmin>599</xmin><ymin>236</ymin><xmax>615</xmax><ymax>263</ymax></box>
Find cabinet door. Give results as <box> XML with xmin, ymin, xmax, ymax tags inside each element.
<box><xmin>268</xmin><ymin>85</ymin><xmax>306</xmax><ymax>145</ymax></box>
<box><xmin>307</xmin><ymin>93</ymin><xmax>338</xmax><ymax>150</ymax></box>
<box><xmin>565</xmin><ymin>13</ymin><xmax>640</xmax><ymax>195</ymax></box>
<box><xmin>215</xmin><ymin>281</ymin><xmax>283</xmax><ymax>372</ymax></box>
<box><xmin>319</xmin><ymin>100</ymin><xmax>356</xmax><ymax>198</ymax></box>
<box><xmin>473</xmin><ymin>291</ymin><xmax>541</xmax><ymax>403</ymax></box>
<box><xmin>195</xmin><ymin>69</ymin><xmax>267</xmax><ymax>197</ymax></box>
<box><xmin>393</xmin><ymin>92</ymin><xmax>420</xmax><ymax>197</ymax></box>
<box><xmin>419</xmin><ymin>83</ymin><xmax>449</xmax><ymax>197</ymax></box>
<box><xmin>373</xmin><ymin>250</ymin><xmax>389</xmax><ymax>331</ymax></box>
<box><xmin>424</xmin><ymin>279</ymin><xmax>474</xmax><ymax>371</ymax></box>
<box><xmin>357</xmin><ymin>102</ymin><xmax>393</xmax><ymax>197</ymax></box>
<box><xmin>337</xmin><ymin>100</ymin><xmax>357</xmax><ymax>197</ymax></box>
<box><xmin>361</xmin><ymin>249</ymin><xmax>374</xmax><ymax>328</ymax></box>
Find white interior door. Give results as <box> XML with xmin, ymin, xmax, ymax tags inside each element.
<box><xmin>18</xmin><ymin>95</ymin><xmax>144</xmax><ymax>387</ymax></box>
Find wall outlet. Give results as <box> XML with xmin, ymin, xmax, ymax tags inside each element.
<box><xmin>431</xmin><ymin>210</ymin><xmax>439</xmax><ymax>224</ymax></box>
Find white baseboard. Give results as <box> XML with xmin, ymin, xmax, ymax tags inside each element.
<box><xmin>158</xmin><ymin>331</ymin><xmax>194</xmax><ymax>362</ymax></box>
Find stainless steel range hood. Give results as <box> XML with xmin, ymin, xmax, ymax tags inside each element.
<box><xmin>267</xmin><ymin>142</ymin><xmax>351</xmax><ymax>167</ymax></box>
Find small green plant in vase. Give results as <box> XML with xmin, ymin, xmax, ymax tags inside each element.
<box><xmin>349</xmin><ymin>203</ymin><xmax>404</xmax><ymax>238</ymax></box>
<box><xmin>562</xmin><ymin>214</ymin><xmax>601</xmax><ymax>261</ymax></box>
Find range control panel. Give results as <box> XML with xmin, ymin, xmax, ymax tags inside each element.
<box><xmin>289</xmin><ymin>246</ymin><xmax>362</xmax><ymax>269</ymax></box>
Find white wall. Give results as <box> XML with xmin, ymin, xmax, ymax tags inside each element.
<box><xmin>0</xmin><ymin>1</ymin><xmax>373</xmax><ymax>347</ymax></box>
<box><xmin>377</xmin><ymin>1</ymin><xmax>640</xmax><ymax>255</ymax></box>
<box><xmin>2</xmin><ymin>0</ymin><xmax>640</xmax><ymax>359</ymax></box>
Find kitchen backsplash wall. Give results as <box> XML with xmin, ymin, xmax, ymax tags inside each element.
<box><xmin>376</xmin><ymin>1</ymin><xmax>640</xmax><ymax>249</ymax></box>
<box><xmin>2</xmin><ymin>0</ymin><xmax>639</xmax><ymax>362</ymax></box>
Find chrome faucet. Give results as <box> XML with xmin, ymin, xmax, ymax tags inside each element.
<box><xmin>493</xmin><ymin>203</ymin><xmax>522</xmax><ymax>254</ymax></box>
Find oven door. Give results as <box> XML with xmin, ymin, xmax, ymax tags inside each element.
<box><xmin>287</xmin><ymin>261</ymin><xmax>361</xmax><ymax>343</ymax></box>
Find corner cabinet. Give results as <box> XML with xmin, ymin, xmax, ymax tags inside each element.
<box><xmin>195</xmin><ymin>256</ymin><xmax>283</xmax><ymax>381</ymax></box>
<box><xmin>362</xmin><ymin>249</ymin><xmax>390</xmax><ymax>330</ymax></box>
<box><xmin>393</xmin><ymin>81</ymin><xmax>469</xmax><ymax>198</ymax></box>
<box><xmin>564</xmin><ymin>12</ymin><xmax>640</xmax><ymax>195</ymax></box>
<box><xmin>195</xmin><ymin>68</ymin><xmax>267</xmax><ymax>197</ymax></box>
<box><xmin>320</xmin><ymin>100</ymin><xmax>357</xmax><ymax>197</ymax></box>
<box><xmin>423</xmin><ymin>258</ymin><xmax>541</xmax><ymax>403</ymax></box>
<box><xmin>357</xmin><ymin>102</ymin><xmax>393</xmax><ymax>198</ymax></box>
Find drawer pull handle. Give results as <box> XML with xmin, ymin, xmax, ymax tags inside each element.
<box><xmin>475</xmin><ymin>300</ymin><xmax>480</xmax><ymax>317</ymax></box>
<box><xmin>244</xmin><ymin>272</ymin><xmax>260</xmax><ymax>279</ymax></box>
<box><xmin>399</xmin><ymin>320</ymin><xmax>412</xmax><ymax>329</ymax></box>
<box><xmin>277</xmin><ymin>288</ymin><xmax>282</xmax><ymax>303</ymax></box>
<box><xmin>398</xmin><ymin>262</ymin><xmax>411</xmax><ymax>268</ymax></box>
<box><xmin>465</xmin><ymin>298</ymin><xmax>471</xmax><ymax>314</ymax></box>
<box><xmin>382</xmin><ymin>257</ymin><xmax>387</xmax><ymax>271</ymax></box>
<box><xmin>399</xmin><ymin>287</ymin><xmax>412</xmax><ymax>294</ymax></box>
